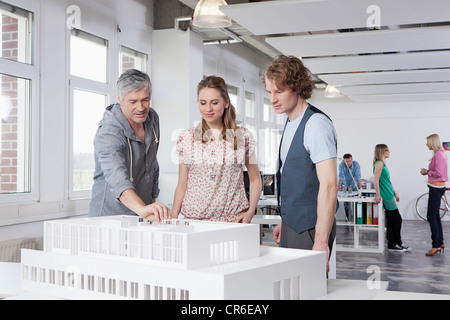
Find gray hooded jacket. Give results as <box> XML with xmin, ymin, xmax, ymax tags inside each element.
<box><xmin>88</xmin><ymin>103</ymin><xmax>160</xmax><ymax>217</ymax></box>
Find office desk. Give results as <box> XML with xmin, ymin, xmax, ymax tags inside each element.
<box><xmin>257</xmin><ymin>196</ymin><xmax>278</xmax><ymax>216</ymax></box>
<box><xmin>257</xmin><ymin>196</ymin><xmax>278</xmax><ymax>207</ymax></box>
<box><xmin>254</xmin><ymin>197</ymin><xmax>280</xmax><ymax>246</ymax></box>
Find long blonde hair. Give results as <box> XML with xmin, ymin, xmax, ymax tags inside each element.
<box><xmin>373</xmin><ymin>144</ymin><xmax>388</xmax><ymax>166</ymax></box>
<box><xmin>427</xmin><ymin>134</ymin><xmax>446</xmax><ymax>154</ymax></box>
<box><xmin>194</xmin><ymin>76</ymin><xmax>238</xmax><ymax>149</ymax></box>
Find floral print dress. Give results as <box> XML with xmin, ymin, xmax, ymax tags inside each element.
<box><xmin>176</xmin><ymin>127</ymin><xmax>256</xmax><ymax>222</ymax></box>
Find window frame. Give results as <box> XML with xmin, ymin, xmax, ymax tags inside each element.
<box><xmin>227</xmin><ymin>83</ymin><xmax>241</xmax><ymax>125</ymax></box>
<box><xmin>66</xmin><ymin>8</ymin><xmax>151</xmax><ymax>200</ymax></box>
<box><xmin>70</xmin><ymin>28</ymin><xmax>110</xmax><ymax>84</ymax></box>
<box><xmin>68</xmin><ymin>82</ymin><xmax>111</xmax><ymax>199</ymax></box>
<box><xmin>260</xmin><ymin>96</ymin><xmax>285</xmax><ymax>174</ymax></box>
<box><xmin>0</xmin><ymin>0</ymin><xmax>39</xmax><ymax>204</ymax></box>
<box><xmin>67</xmin><ymin>25</ymin><xmax>114</xmax><ymax>200</ymax></box>
<box><xmin>120</xmin><ymin>45</ymin><xmax>148</xmax><ymax>75</ymax></box>
<box><xmin>243</xmin><ymin>89</ymin><xmax>258</xmax><ymax>161</ymax></box>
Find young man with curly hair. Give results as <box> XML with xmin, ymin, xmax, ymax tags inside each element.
<box><xmin>264</xmin><ymin>55</ymin><xmax>338</xmax><ymax>271</ymax></box>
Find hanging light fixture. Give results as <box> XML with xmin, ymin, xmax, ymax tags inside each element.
<box><xmin>193</xmin><ymin>0</ymin><xmax>232</xmax><ymax>29</ymax></box>
<box><xmin>325</xmin><ymin>85</ymin><xmax>343</xmax><ymax>98</ymax></box>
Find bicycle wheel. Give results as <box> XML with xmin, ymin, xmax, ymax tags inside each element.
<box><xmin>415</xmin><ymin>192</ymin><xmax>449</xmax><ymax>221</ymax></box>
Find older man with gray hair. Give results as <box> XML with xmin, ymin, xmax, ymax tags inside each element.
<box><xmin>88</xmin><ymin>69</ymin><xmax>170</xmax><ymax>222</ymax></box>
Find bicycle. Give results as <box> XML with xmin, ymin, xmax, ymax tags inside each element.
<box><xmin>415</xmin><ymin>187</ymin><xmax>450</xmax><ymax>221</ymax></box>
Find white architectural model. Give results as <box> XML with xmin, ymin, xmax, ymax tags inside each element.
<box><xmin>20</xmin><ymin>216</ymin><xmax>327</xmax><ymax>300</ymax></box>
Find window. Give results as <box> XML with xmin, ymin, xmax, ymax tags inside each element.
<box><xmin>69</xmin><ymin>29</ymin><xmax>110</xmax><ymax>196</ymax></box>
<box><xmin>242</xmin><ymin>90</ymin><xmax>258</xmax><ymax>164</ymax></box>
<box><xmin>72</xmin><ymin>89</ymin><xmax>107</xmax><ymax>191</ymax></box>
<box><xmin>261</xmin><ymin>98</ymin><xmax>284</xmax><ymax>174</ymax></box>
<box><xmin>69</xmin><ymin>32</ymin><xmax>150</xmax><ymax>196</ymax></box>
<box><xmin>120</xmin><ymin>46</ymin><xmax>147</xmax><ymax>74</ymax></box>
<box><xmin>0</xmin><ymin>1</ymin><xmax>35</xmax><ymax>197</ymax></box>
<box><xmin>70</xmin><ymin>29</ymin><xmax>108</xmax><ymax>83</ymax></box>
<box><xmin>244</xmin><ymin>91</ymin><xmax>255</xmax><ymax>118</ymax></box>
<box><xmin>0</xmin><ymin>2</ymin><xmax>33</xmax><ymax>64</ymax></box>
<box><xmin>0</xmin><ymin>74</ymin><xmax>31</xmax><ymax>194</ymax></box>
<box><xmin>0</xmin><ymin>0</ymin><xmax>154</xmax><ymax>223</ymax></box>
<box><xmin>263</xmin><ymin>98</ymin><xmax>274</xmax><ymax>123</ymax></box>
<box><xmin>227</xmin><ymin>84</ymin><xmax>239</xmax><ymax>115</ymax></box>
<box><xmin>245</xmin><ymin>123</ymin><xmax>257</xmax><ymax>137</ymax></box>
<box><xmin>68</xmin><ymin>12</ymin><xmax>150</xmax><ymax>198</ymax></box>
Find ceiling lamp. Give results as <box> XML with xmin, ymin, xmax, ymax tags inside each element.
<box><xmin>325</xmin><ymin>85</ymin><xmax>343</xmax><ymax>98</ymax></box>
<box><xmin>193</xmin><ymin>0</ymin><xmax>232</xmax><ymax>29</ymax></box>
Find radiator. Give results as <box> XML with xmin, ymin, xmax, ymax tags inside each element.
<box><xmin>0</xmin><ymin>238</ymin><xmax>36</xmax><ymax>263</ymax></box>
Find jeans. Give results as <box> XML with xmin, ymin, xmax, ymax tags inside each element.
<box><xmin>344</xmin><ymin>202</ymin><xmax>351</xmax><ymax>221</ymax></box>
<box><xmin>427</xmin><ymin>186</ymin><xmax>445</xmax><ymax>248</ymax></box>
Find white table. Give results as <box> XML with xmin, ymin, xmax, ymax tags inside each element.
<box><xmin>257</xmin><ymin>196</ymin><xmax>278</xmax><ymax>207</ymax></box>
<box><xmin>0</xmin><ymin>262</ymin><xmax>22</xmax><ymax>299</ymax></box>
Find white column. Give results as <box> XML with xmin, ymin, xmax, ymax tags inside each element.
<box><xmin>151</xmin><ymin>29</ymin><xmax>203</xmax><ymax>206</ymax></box>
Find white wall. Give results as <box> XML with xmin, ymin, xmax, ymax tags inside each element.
<box><xmin>203</xmin><ymin>44</ymin><xmax>267</xmax><ymax>88</ymax></box>
<box><xmin>311</xmin><ymin>92</ymin><xmax>450</xmax><ymax>220</ymax></box>
<box><xmin>151</xmin><ymin>29</ymin><xmax>203</xmax><ymax>207</ymax></box>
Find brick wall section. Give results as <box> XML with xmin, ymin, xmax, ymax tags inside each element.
<box><xmin>122</xmin><ymin>55</ymin><xmax>136</xmax><ymax>73</ymax></box>
<box><xmin>1</xmin><ymin>15</ymin><xmax>19</xmax><ymax>193</ymax></box>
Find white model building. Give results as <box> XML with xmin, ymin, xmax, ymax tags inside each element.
<box><xmin>20</xmin><ymin>216</ymin><xmax>327</xmax><ymax>300</ymax></box>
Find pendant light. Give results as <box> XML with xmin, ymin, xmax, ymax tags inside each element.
<box><xmin>193</xmin><ymin>0</ymin><xmax>232</xmax><ymax>29</ymax></box>
<box><xmin>325</xmin><ymin>85</ymin><xmax>343</xmax><ymax>98</ymax></box>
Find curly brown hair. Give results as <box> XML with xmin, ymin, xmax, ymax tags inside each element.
<box><xmin>263</xmin><ymin>55</ymin><xmax>314</xmax><ymax>100</ymax></box>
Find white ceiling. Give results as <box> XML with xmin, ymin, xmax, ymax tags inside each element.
<box><xmin>216</xmin><ymin>0</ymin><xmax>450</xmax><ymax>102</ymax></box>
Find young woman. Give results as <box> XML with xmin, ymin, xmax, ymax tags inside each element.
<box><xmin>171</xmin><ymin>76</ymin><xmax>261</xmax><ymax>223</ymax></box>
<box><xmin>420</xmin><ymin>134</ymin><xmax>448</xmax><ymax>256</ymax></box>
<box><xmin>373</xmin><ymin>144</ymin><xmax>410</xmax><ymax>252</ymax></box>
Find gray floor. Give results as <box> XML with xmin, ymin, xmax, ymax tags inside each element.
<box><xmin>336</xmin><ymin>219</ymin><xmax>450</xmax><ymax>295</ymax></box>
<box><xmin>262</xmin><ymin>220</ymin><xmax>450</xmax><ymax>296</ymax></box>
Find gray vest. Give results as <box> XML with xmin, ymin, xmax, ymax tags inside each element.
<box><xmin>276</xmin><ymin>105</ymin><xmax>329</xmax><ymax>234</ymax></box>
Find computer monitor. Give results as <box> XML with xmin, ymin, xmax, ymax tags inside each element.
<box><xmin>243</xmin><ymin>171</ymin><xmax>264</xmax><ymax>195</ymax></box>
<box><xmin>262</xmin><ymin>174</ymin><xmax>276</xmax><ymax>196</ymax></box>
<box><xmin>243</xmin><ymin>171</ymin><xmax>250</xmax><ymax>194</ymax></box>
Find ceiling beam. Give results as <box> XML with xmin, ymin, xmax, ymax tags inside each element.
<box><xmin>266</xmin><ymin>26</ymin><xmax>450</xmax><ymax>58</ymax></box>
<box><xmin>221</xmin><ymin>0</ymin><xmax>450</xmax><ymax>35</ymax></box>
<box><xmin>348</xmin><ymin>92</ymin><xmax>450</xmax><ymax>103</ymax></box>
<box><xmin>320</xmin><ymin>69</ymin><xmax>450</xmax><ymax>86</ymax></box>
<box><xmin>339</xmin><ymin>82</ymin><xmax>450</xmax><ymax>95</ymax></box>
<box><xmin>303</xmin><ymin>51</ymin><xmax>450</xmax><ymax>74</ymax></box>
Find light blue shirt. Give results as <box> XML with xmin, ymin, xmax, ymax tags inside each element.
<box><xmin>339</xmin><ymin>160</ymin><xmax>361</xmax><ymax>189</ymax></box>
<box><xmin>280</xmin><ymin>109</ymin><xmax>337</xmax><ymax>173</ymax></box>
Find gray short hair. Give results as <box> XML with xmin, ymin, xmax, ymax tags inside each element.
<box><xmin>117</xmin><ymin>69</ymin><xmax>152</xmax><ymax>101</ymax></box>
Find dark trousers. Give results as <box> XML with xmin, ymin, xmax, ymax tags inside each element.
<box><xmin>427</xmin><ymin>186</ymin><xmax>445</xmax><ymax>248</ymax></box>
<box><xmin>280</xmin><ymin>219</ymin><xmax>336</xmax><ymax>256</ymax></box>
<box><xmin>385</xmin><ymin>208</ymin><xmax>403</xmax><ymax>248</ymax></box>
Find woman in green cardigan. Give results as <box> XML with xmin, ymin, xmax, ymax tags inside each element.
<box><xmin>373</xmin><ymin>144</ymin><xmax>410</xmax><ymax>252</ymax></box>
